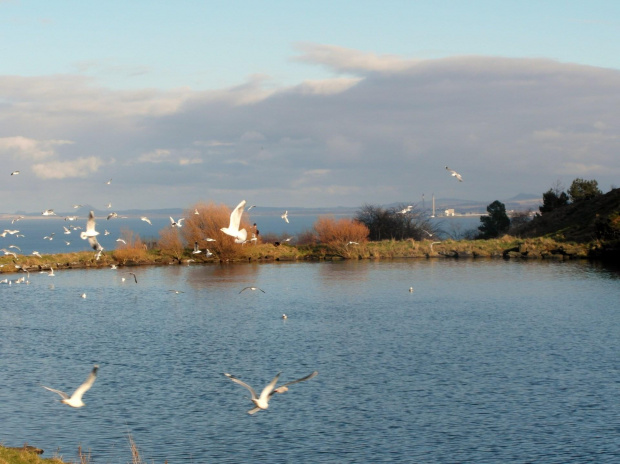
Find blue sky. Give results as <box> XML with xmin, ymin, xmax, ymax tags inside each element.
<box><xmin>1</xmin><ymin>1</ymin><xmax>619</xmax><ymax>212</ymax></box>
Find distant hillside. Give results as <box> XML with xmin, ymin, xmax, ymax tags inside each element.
<box><xmin>514</xmin><ymin>188</ymin><xmax>620</xmax><ymax>243</ymax></box>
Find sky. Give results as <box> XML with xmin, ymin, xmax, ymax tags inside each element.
<box><xmin>1</xmin><ymin>0</ymin><xmax>620</xmax><ymax>213</ymax></box>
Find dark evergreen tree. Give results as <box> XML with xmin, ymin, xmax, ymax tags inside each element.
<box><xmin>478</xmin><ymin>200</ymin><xmax>510</xmax><ymax>239</ymax></box>
<box><xmin>568</xmin><ymin>178</ymin><xmax>602</xmax><ymax>202</ymax></box>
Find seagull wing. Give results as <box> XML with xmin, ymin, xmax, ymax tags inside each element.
<box><xmin>70</xmin><ymin>365</ymin><xmax>98</xmax><ymax>402</ymax></box>
<box><xmin>86</xmin><ymin>211</ymin><xmax>96</xmax><ymax>234</ymax></box>
<box><xmin>228</xmin><ymin>200</ymin><xmax>246</xmax><ymax>231</ymax></box>
<box><xmin>88</xmin><ymin>236</ymin><xmax>102</xmax><ymax>251</ymax></box>
<box><xmin>239</xmin><ymin>287</ymin><xmax>251</xmax><ymax>293</ymax></box>
<box><xmin>41</xmin><ymin>385</ymin><xmax>70</xmax><ymax>399</ymax></box>
<box><xmin>224</xmin><ymin>373</ymin><xmax>257</xmax><ymax>399</ymax></box>
<box><xmin>271</xmin><ymin>371</ymin><xmax>318</xmax><ymax>396</ymax></box>
<box><xmin>258</xmin><ymin>372</ymin><xmax>281</xmax><ymax>402</ymax></box>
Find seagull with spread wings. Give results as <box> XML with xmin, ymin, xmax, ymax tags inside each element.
<box><xmin>445</xmin><ymin>166</ymin><xmax>463</xmax><ymax>182</ymax></box>
<box><xmin>80</xmin><ymin>211</ymin><xmax>103</xmax><ymax>252</ymax></box>
<box><xmin>41</xmin><ymin>365</ymin><xmax>99</xmax><ymax>408</ymax></box>
<box><xmin>220</xmin><ymin>200</ymin><xmax>248</xmax><ymax>244</ymax></box>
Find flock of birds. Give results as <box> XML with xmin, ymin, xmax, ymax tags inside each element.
<box><xmin>7</xmin><ymin>165</ymin><xmax>467</xmax><ymax>416</ymax></box>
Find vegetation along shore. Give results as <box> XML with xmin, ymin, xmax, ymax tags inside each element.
<box><xmin>2</xmin><ymin>180</ymin><xmax>618</xmax><ymax>276</ymax></box>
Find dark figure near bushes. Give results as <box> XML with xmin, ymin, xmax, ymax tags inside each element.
<box><xmin>478</xmin><ymin>200</ymin><xmax>510</xmax><ymax>239</ymax></box>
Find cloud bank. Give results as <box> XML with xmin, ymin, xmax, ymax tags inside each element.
<box><xmin>1</xmin><ymin>44</ymin><xmax>619</xmax><ymax>211</ymax></box>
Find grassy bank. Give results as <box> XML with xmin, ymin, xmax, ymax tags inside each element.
<box><xmin>0</xmin><ymin>236</ymin><xmax>597</xmax><ymax>276</ymax></box>
<box><xmin>0</xmin><ymin>445</ymin><xmax>64</xmax><ymax>464</ymax></box>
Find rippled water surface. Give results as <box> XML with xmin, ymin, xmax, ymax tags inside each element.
<box><xmin>1</xmin><ymin>259</ymin><xmax>619</xmax><ymax>463</ymax></box>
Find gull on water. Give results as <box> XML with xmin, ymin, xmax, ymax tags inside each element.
<box><xmin>282</xmin><ymin>314</ymin><xmax>288</xmax><ymax>319</ymax></box>
<box><xmin>80</xmin><ymin>211</ymin><xmax>103</xmax><ymax>252</ymax></box>
<box><xmin>170</xmin><ymin>217</ymin><xmax>184</xmax><ymax>228</ymax></box>
<box><xmin>281</xmin><ymin>211</ymin><xmax>289</xmax><ymax>223</ymax></box>
<box><xmin>239</xmin><ymin>286</ymin><xmax>265</xmax><ymax>294</ymax></box>
<box><xmin>445</xmin><ymin>166</ymin><xmax>463</xmax><ymax>182</ymax></box>
<box><xmin>42</xmin><ymin>365</ymin><xmax>98</xmax><ymax>408</ymax></box>
<box><xmin>220</xmin><ymin>200</ymin><xmax>248</xmax><ymax>244</ymax></box>
<box><xmin>81</xmin><ymin>293</ymin><xmax>87</xmax><ymax>299</ymax></box>
<box><xmin>141</xmin><ymin>217</ymin><xmax>152</xmax><ymax>225</ymax></box>
<box><xmin>168</xmin><ymin>290</ymin><xmax>184</xmax><ymax>294</ymax></box>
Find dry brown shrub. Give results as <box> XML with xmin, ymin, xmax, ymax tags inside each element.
<box><xmin>157</xmin><ymin>226</ymin><xmax>185</xmax><ymax>260</ymax></box>
<box><xmin>181</xmin><ymin>201</ymin><xmax>252</xmax><ymax>260</ymax></box>
<box><xmin>314</xmin><ymin>216</ymin><xmax>369</xmax><ymax>244</ymax></box>
<box><xmin>111</xmin><ymin>229</ymin><xmax>148</xmax><ymax>263</ymax></box>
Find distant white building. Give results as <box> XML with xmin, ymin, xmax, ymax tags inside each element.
<box><xmin>444</xmin><ymin>208</ymin><xmax>455</xmax><ymax>216</ymax></box>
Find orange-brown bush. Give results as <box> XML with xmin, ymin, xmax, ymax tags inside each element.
<box><xmin>112</xmin><ymin>229</ymin><xmax>148</xmax><ymax>263</ymax></box>
<box><xmin>157</xmin><ymin>226</ymin><xmax>185</xmax><ymax>260</ymax></box>
<box><xmin>314</xmin><ymin>216</ymin><xmax>369</xmax><ymax>244</ymax></box>
<box><xmin>181</xmin><ymin>201</ymin><xmax>253</xmax><ymax>260</ymax></box>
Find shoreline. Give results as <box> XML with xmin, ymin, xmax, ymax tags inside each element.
<box><xmin>1</xmin><ymin>236</ymin><xmax>613</xmax><ymax>276</ymax></box>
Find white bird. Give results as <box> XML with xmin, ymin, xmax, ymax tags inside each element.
<box><xmin>106</xmin><ymin>202</ymin><xmax>112</xmax><ymax>209</ymax></box>
<box><xmin>104</xmin><ymin>230</ymin><xmax>110</xmax><ymax>236</ymax></box>
<box><xmin>110</xmin><ymin>264</ymin><xmax>117</xmax><ymax>269</ymax></box>
<box><xmin>282</xmin><ymin>314</ymin><xmax>288</xmax><ymax>320</ymax></box>
<box><xmin>281</xmin><ymin>211</ymin><xmax>289</xmax><ymax>223</ymax></box>
<box><xmin>116</xmin><ymin>238</ymin><xmax>127</xmax><ymax>244</ymax></box>
<box><xmin>81</xmin><ymin>293</ymin><xmax>87</xmax><ymax>299</ymax></box>
<box><xmin>73</xmin><ymin>204</ymin><xmax>84</xmax><ymax>209</ymax></box>
<box><xmin>43</xmin><ymin>233</ymin><xmax>55</xmax><ymax>240</ymax></box>
<box><xmin>11</xmin><ymin>170</ymin><xmax>20</xmax><ymax>175</ymax></box>
<box><xmin>168</xmin><ymin>289</ymin><xmax>184</xmax><ymax>294</ymax></box>
<box><xmin>246</xmin><ymin>205</ymin><xmax>257</xmax><ymax>211</ymax></box>
<box><xmin>192</xmin><ymin>242</ymin><xmax>202</xmax><ymax>254</ymax></box>
<box><xmin>205</xmin><ymin>249</ymin><xmax>213</xmax><ymax>258</ymax></box>
<box><xmin>42</xmin><ymin>209</ymin><xmax>56</xmax><ymax>216</ymax></box>
<box><xmin>64</xmin><ymin>241</ymin><xmax>71</xmax><ymax>246</ymax></box>
<box><xmin>223</xmin><ymin>372</ymin><xmax>281</xmax><ymax>414</ymax></box>
<box><xmin>445</xmin><ymin>166</ymin><xmax>463</xmax><ymax>182</ymax></box>
<box><xmin>347</xmin><ymin>241</ymin><xmax>359</xmax><ymax>246</ymax></box>
<box><xmin>47</xmin><ymin>268</ymin><xmax>55</xmax><ymax>277</ymax></box>
<box><xmin>11</xmin><ymin>216</ymin><xmax>23</xmax><ymax>224</ymax></box>
<box><xmin>220</xmin><ymin>200</ymin><xmax>248</xmax><ymax>243</ymax></box>
<box><xmin>170</xmin><ymin>217</ymin><xmax>184</xmax><ymax>227</ymax></box>
<box><xmin>41</xmin><ymin>365</ymin><xmax>99</xmax><ymax>408</ymax></box>
<box><xmin>80</xmin><ymin>211</ymin><xmax>103</xmax><ymax>252</ymax></box>
<box><xmin>64</xmin><ymin>216</ymin><xmax>78</xmax><ymax>221</ymax></box>
<box><xmin>409</xmin><ymin>287</ymin><xmax>414</xmax><ymax>293</ymax></box>
<box><xmin>107</xmin><ymin>212</ymin><xmax>118</xmax><ymax>220</ymax></box>
<box><xmin>204</xmin><ymin>237</ymin><xmax>216</xmax><ymax>242</ymax></box>
<box><xmin>32</xmin><ymin>251</ymin><xmax>42</xmax><ymax>258</ymax></box>
<box><xmin>239</xmin><ymin>286</ymin><xmax>265</xmax><ymax>294</ymax></box>
<box><xmin>194</xmin><ymin>209</ymin><xmax>200</xmax><ymax>215</ymax></box>
<box><xmin>398</xmin><ymin>206</ymin><xmax>413</xmax><ymax>214</ymax></box>
<box><xmin>8</xmin><ymin>245</ymin><xmax>21</xmax><ymax>251</ymax></box>
<box><xmin>106</xmin><ymin>178</ymin><xmax>112</xmax><ymax>184</ymax></box>
<box><xmin>3</xmin><ymin>229</ymin><xmax>19</xmax><ymax>235</ymax></box>
<box><xmin>63</xmin><ymin>226</ymin><xmax>71</xmax><ymax>234</ymax></box>
<box><xmin>0</xmin><ymin>249</ymin><xmax>17</xmax><ymax>258</ymax></box>
<box><xmin>141</xmin><ymin>217</ymin><xmax>152</xmax><ymax>225</ymax></box>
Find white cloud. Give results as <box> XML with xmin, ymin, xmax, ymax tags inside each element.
<box><xmin>293</xmin><ymin>43</ymin><xmax>419</xmax><ymax>73</ymax></box>
<box><xmin>0</xmin><ymin>136</ymin><xmax>74</xmax><ymax>160</ymax></box>
<box><xmin>138</xmin><ymin>149</ymin><xmax>172</xmax><ymax>163</ymax></box>
<box><xmin>32</xmin><ymin>156</ymin><xmax>104</xmax><ymax>179</ymax></box>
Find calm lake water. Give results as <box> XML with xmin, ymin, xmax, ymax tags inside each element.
<box><xmin>1</xmin><ymin>259</ymin><xmax>619</xmax><ymax>463</ymax></box>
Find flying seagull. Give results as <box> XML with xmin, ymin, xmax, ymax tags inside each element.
<box><xmin>223</xmin><ymin>372</ymin><xmax>281</xmax><ymax>414</ymax></box>
<box><xmin>141</xmin><ymin>217</ymin><xmax>152</xmax><ymax>225</ymax></box>
<box><xmin>107</xmin><ymin>212</ymin><xmax>118</xmax><ymax>220</ymax></box>
<box><xmin>116</xmin><ymin>238</ymin><xmax>127</xmax><ymax>244</ymax></box>
<box><xmin>445</xmin><ymin>166</ymin><xmax>463</xmax><ymax>182</ymax></box>
<box><xmin>398</xmin><ymin>206</ymin><xmax>413</xmax><ymax>214</ymax></box>
<box><xmin>192</xmin><ymin>242</ymin><xmax>202</xmax><ymax>254</ymax></box>
<box><xmin>239</xmin><ymin>286</ymin><xmax>265</xmax><ymax>294</ymax></box>
<box><xmin>11</xmin><ymin>170</ymin><xmax>20</xmax><ymax>175</ymax></box>
<box><xmin>42</xmin><ymin>365</ymin><xmax>99</xmax><ymax>408</ymax></box>
<box><xmin>42</xmin><ymin>209</ymin><xmax>56</xmax><ymax>216</ymax></box>
<box><xmin>170</xmin><ymin>217</ymin><xmax>184</xmax><ymax>227</ymax></box>
<box><xmin>106</xmin><ymin>178</ymin><xmax>112</xmax><ymax>184</ymax></box>
<box><xmin>220</xmin><ymin>200</ymin><xmax>248</xmax><ymax>244</ymax></box>
<box><xmin>281</xmin><ymin>211</ymin><xmax>289</xmax><ymax>223</ymax></box>
<box><xmin>246</xmin><ymin>205</ymin><xmax>257</xmax><ymax>212</ymax></box>
<box><xmin>80</xmin><ymin>211</ymin><xmax>103</xmax><ymax>252</ymax></box>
